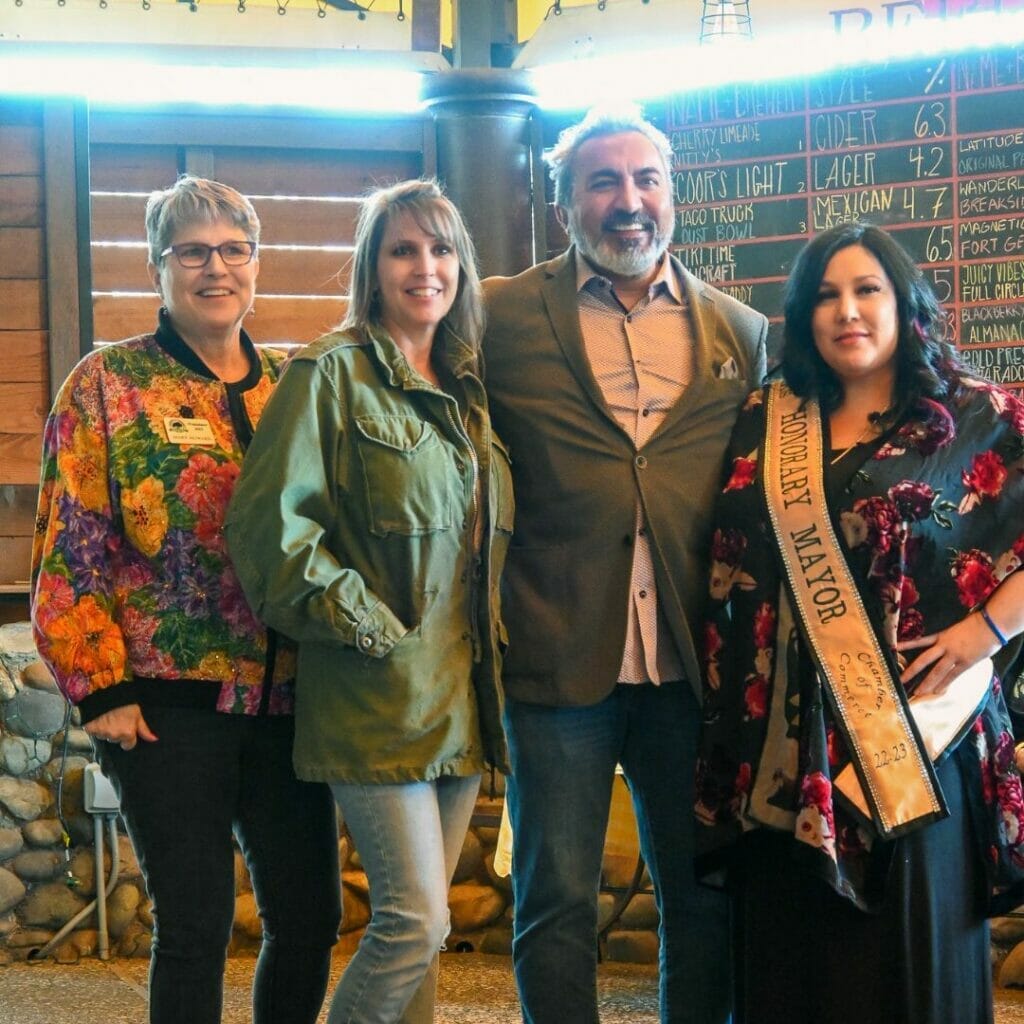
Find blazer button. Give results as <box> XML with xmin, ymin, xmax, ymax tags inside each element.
<box><xmin>360</xmin><ymin>635</ymin><xmax>374</xmax><ymax>649</ymax></box>
<box><xmin>635</xmin><ymin>455</ymin><xmax>648</xmax><ymax>469</ymax></box>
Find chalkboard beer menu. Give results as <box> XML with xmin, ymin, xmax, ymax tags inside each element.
<box><xmin>657</xmin><ymin>45</ymin><xmax>1024</xmax><ymax>387</ymax></box>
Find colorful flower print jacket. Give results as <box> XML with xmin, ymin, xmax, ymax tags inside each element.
<box><xmin>695</xmin><ymin>377</ymin><xmax>1024</xmax><ymax>912</ymax></box>
<box><xmin>31</xmin><ymin>316</ymin><xmax>296</xmax><ymax>724</ymax></box>
<box><xmin>224</xmin><ymin>325</ymin><xmax>514</xmax><ymax>785</ymax></box>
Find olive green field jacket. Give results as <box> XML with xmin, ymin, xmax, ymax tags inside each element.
<box><xmin>225</xmin><ymin>326</ymin><xmax>513</xmax><ymax>784</ymax></box>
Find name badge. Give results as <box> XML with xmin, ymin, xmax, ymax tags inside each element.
<box><xmin>164</xmin><ymin>416</ymin><xmax>216</xmax><ymax>446</ymax></box>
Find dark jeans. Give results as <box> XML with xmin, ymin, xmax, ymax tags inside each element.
<box><xmin>99</xmin><ymin>706</ymin><xmax>341</xmax><ymax>1024</ymax></box>
<box><xmin>504</xmin><ymin>683</ymin><xmax>731</xmax><ymax>1024</ymax></box>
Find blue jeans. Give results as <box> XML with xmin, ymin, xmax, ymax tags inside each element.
<box><xmin>505</xmin><ymin>684</ymin><xmax>731</xmax><ymax>1024</ymax></box>
<box><xmin>327</xmin><ymin>774</ymin><xmax>480</xmax><ymax>1024</ymax></box>
<box><xmin>99</xmin><ymin>707</ymin><xmax>341</xmax><ymax>1024</ymax></box>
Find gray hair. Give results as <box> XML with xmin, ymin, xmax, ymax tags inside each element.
<box><xmin>546</xmin><ymin>104</ymin><xmax>674</xmax><ymax>208</ymax></box>
<box><xmin>145</xmin><ymin>175</ymin><xmax>260</xmax><ymax>265</ymax></box>
<box><xmin>343</xmin><ymin>179</ymin><xmax>484</xmax><ymax>354</ymax></box>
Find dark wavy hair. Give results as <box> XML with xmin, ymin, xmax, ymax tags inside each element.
<box><xmin>781</xmin><ymin>223</ymin><xmax>963</xmax><ymax>419</ymax></box>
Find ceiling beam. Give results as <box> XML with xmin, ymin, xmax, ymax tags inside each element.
<box><xmin>411</xmin><ymin>0</ymin><xmax>441</xmax><ymax>52</ymax></box>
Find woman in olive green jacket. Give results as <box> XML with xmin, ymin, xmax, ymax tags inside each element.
<box><xmin>225</xmin><ymin>180</ymin><xmax>512</xmax><ymax>1024</ymax></box>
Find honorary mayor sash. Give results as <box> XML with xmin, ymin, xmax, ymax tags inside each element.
<box><xmin>762</xmin><ymin>381</ymin><xmax>946</xmax><ymax>839</ymax></box>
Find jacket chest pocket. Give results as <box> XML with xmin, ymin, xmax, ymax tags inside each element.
<box><xmin>354</xmin><ymin>415</ymin><xmax>454</xmax><ymax>536</ymax></box>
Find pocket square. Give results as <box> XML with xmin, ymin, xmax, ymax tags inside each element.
<box><xmin>717</xmin><ymin>357</ymin><xmax>739</xmax><ymax>380</ymax></box>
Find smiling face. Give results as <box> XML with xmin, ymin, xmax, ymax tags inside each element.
<box><xmin>562</xmin><ymin>130</ymin><xmax>674</xmax><ymax>286</ymax></box>
<box><xmin>811</xmin><ymin>244</ymin><xmax>900</xmax><ymax>393</ymax></box>
<box><xmin>375</xmin><ymin>210</ymin><xmax>460</xmax><ymax>344</ymax></box>
<box><xmin>148</xmin><ymin>216</ymin><xmax>258</xmax><ymax>346</ymax></box>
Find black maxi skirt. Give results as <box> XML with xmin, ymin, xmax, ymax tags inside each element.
<box><xmin>732</xmin><ymin>751</ymin><xmax>992</xmax><ymax>1024</ymax></box>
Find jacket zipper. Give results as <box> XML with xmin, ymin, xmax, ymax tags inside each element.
<box><xmin>441</xmin><ymin>396</ymin><xmax>483</xmax><ymax>659</ymax></box>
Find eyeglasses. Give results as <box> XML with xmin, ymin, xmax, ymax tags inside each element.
<box><xmin>159</xmin><ymin>240</ymin><xmax>258</xmax><ymax>268</ymax></box>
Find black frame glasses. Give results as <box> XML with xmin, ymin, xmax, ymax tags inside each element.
<box><xmin>159</xmin><ymin>241</ymin><xmax>258</xmax><ymax>268</ymax></box>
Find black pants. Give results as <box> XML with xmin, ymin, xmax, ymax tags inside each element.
<box><xmin>99</xmin><ymin>706</ymin><xmax>341</xmax><ymax>1024</ymax></box>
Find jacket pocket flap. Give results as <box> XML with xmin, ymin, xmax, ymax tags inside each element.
<box><xmin>354</xmin><ymin>415</ymin><xmax>436</xmax><ymax>453</ymax></box>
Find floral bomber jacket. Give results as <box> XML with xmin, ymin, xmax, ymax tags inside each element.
<box><xmin>695</xmin><ymin>376</ymin><xmax>1024</xmax><ymax>911</ymax></box>
<box><xmin>30</xmin><ymin>322</ymin><xmax>296</xmax><ymax>724</ymax></box>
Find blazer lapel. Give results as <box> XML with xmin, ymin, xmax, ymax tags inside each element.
<box><xmin>678</xmin><ymin>258</ymin><xmax>717</xmax><ymax>384</ymax></box>
<box><xmin>540</xmin><ymin>247</ymin><xmax>626</xmax><ymax>433</ymax></box>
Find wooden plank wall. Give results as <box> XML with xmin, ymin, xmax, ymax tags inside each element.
<box><xmin>0</xmin><ymin>100</ymin><xmax>47</xmax><ymax>591</ymax></box>
<box><xmin>90</xmin><ymin>120</ymin><xmax>424</xmax><ymax>348</ymax></box>
<box><xmin>0</xmin><ymin>106</ymin><xmax>431</xmax><ymax>594</ymax></box>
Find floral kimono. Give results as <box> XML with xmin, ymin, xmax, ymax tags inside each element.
<box><xmin>695</xmin><ymin>376</ymin><xmax>1024</xmax><ymax>913</ymax></box>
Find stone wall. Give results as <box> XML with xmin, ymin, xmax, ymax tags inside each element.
<box><xmin>0</xmin><ymin>622</ymin><xmax>659</xmax><ymax>967</ymax></box>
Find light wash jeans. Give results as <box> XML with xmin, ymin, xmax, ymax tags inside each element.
<box><xmin>327</xmin><ymin>773</ymin><xmax>480</xmax><ymax>1024</ymax></box>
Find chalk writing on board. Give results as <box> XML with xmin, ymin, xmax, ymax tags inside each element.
<box><xmin>657</xmin><ymin>46</ymin><xmax>1024</xmax><ymax>388</ymax></box>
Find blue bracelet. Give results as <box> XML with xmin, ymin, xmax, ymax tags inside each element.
<box><xmin>979</xmin><ymin>605</ymin><xmax>1008</xmax><ymax>648</ymax></box>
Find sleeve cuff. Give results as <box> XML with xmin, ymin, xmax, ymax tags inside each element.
<box><xmin>77</xmin><ymin>681</ymin><xmax>142</xmax><ymax>724</ymax></box>
<box><xmin>354</xmin><ymin>601</ymin><xmax>407</xmax><ymax>659</ymax></box>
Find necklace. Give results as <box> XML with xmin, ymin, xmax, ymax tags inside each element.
<box><xmin>829</xmin><ymin>416</ymin><xmax>881</xmax><ymax>466</ymax></box>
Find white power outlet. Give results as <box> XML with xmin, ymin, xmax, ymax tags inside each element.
<box><xmin>83</xmin><ymin>763</ymin><xmax>120</xmax><ymax>814</ymax></box>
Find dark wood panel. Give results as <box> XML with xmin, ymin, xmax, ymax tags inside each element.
<box><xmin>91</xmin><ymin>244</ymin><xmax>350</xmax><ymax>295</ymax></box>
<box><xmin>0</xmin><ymin>280</ymin><xmax>46</xmax><ymax>330</ymax></box>
<box><xmin>0</xmin><ymin>382</ymin><xmax>47</xmax><ymax>435</ymax></box>
<box><xmin>93</xmin><ymin>294</ymin><xmax>346</xmax><ymax>347</ymax></box>
<box><xmin>0</xmin><ymin>177</ymin><xmax>43</xmax><ymax>228</ymax></box>
<box><xmin>89</xmin><ymin>193</ymin><xmax>148</xmax><ymax>245</ymax></box>
<box><xmin>43</xmin><ymin>99</ymin><xmax>90</xmax><ymax>404</ymax></box>
<box><xmin>258</xmin><ymin>198</ymin><xmax>361</xmax><ymax>247</ymax></box>
<box><xmin>91</xmin><ymin>293</ymin><xmax>161</xmax><ymax>343</ymax></box>
<box><xmin>90</xmin><ymin>111</ymin><xmax>426</xmax><ymax>154</ymax></box>
<box><xmin>213</xmin><ymin>149</ymin><xmax>421</xmax><ymax>199</ymax></box>
<box><xmin>91</xmin><ymin>192</ymin><xmax>362</xmax><ymax>248</ymax></box>
<box><xmin>0</xmin><ymin>433</ymin><xmax>42</xmax><ymax>486</ymax></box>
<box><xmin>0</xmin><ymin>597</ymin><xmax>30</xmax><ymax>622</ymax></box>
<box><xmin>0</xmin><ymin>535</ymin><xmax>33</xmax><ymax>586</ymax></box>
<box><xmin>545</xmin><ymin>203</ymin><xmax>568</xmax><ymax>261</ymax></box>
<box><xmin>90</xmin><ymin>248</ymin><xmax>151</xmax><ymax>292</ymax></box>
<box><xmin>0</xmin><ymin>127</ymin><xmax>43</xmax><ymax>176</ymax></box>
<box><xmin>0</xmin><ymin>485</ymin><xmax>38</xmax><ymax>536</ymax></box>
<box><xmin>2</xmin><ymin>331</ymin><xmax>49</xmax><ymax>383</ymax></box>
<box><xmin>90</xmin><ymin>144</ymin><xmax>181</xmax><ymax>191</ymax></box>
<box><xmin>0</xmin><ymin>227</ymin><xmax>44</xmax><ymax>279</ymax></box>
<box><xmin>244</xmin><ymin>297</ymin><xmax>348</xmax><ymax>345</ymax></box>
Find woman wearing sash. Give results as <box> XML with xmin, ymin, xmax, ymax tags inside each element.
<box><xmin>695</xmin><ymin>222</ymin><xmax>1024</xmax><ymax>1023</ymax></box>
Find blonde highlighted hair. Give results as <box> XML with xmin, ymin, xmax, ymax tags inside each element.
<box><xmin>343</xmin><ymin>179</ymin><xmax>484</xmax><ymax>353</ymax></box>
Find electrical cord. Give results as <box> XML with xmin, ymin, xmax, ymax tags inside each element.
<box><xmin>54</xmin><ymin>700</ymin><xmax>79</xmax><ymax>890</ymax></box>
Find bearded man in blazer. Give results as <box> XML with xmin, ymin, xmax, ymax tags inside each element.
<box><xmin>482</xmin><ymin>107</ymin><xmax>767</xmax><ymax>1024</ymax></box>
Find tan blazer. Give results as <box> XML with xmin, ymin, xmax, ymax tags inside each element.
<box><xmin>482</xmin><ymin>248</ymin><xmax>768</xmax><ymax>707</ymax></box>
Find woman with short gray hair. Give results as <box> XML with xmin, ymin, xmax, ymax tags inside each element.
<box><xmin>31</xmin><ymin>174</ymin><xmax>341</xmax><ymax>1024</ymax></box>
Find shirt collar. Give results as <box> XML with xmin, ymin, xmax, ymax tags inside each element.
<box><xmin>573</xmin><ymin>248</ymin><xmax>683</xmax><ymax>305</ymax></box>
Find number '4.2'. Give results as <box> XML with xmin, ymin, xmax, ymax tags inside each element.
<box><xmin>909</xmin><ymin>145</ymin><xmax>945</xmax><ymax>178</ymax></box>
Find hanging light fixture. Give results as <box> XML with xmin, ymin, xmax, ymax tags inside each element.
<box><xmin>700</xmin><ymin>0</ymin><xmax>753</xmax><ymax>44</ymax></box>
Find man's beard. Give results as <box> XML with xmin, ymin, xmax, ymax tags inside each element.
<box><xmin>567</xmin><ymin>208</ymin><xmax>670</xmax><ymax>279</ymax></box>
